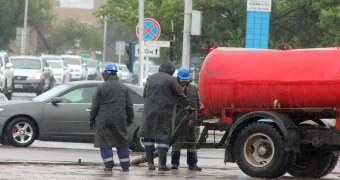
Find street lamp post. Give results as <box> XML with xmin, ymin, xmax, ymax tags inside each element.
<box><xmin>138</xmin><ymin>0</ymin><xmax>144</xmax><ymax>87</ymax></box>
<box><xmin>102</xmin><ymin>16</ymin><xmax>107</xmax><ymax>70</ymax></box>
<box><xmin>22</xmin><ymin>0</ymin><xmax>29</xmax><ymax>55</ymax></box>
<box><xmin>181</xmin><ymin>0</ymin><xmax>192</xmax><ymax>68</ymax></box>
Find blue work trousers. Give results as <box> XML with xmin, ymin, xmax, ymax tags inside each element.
<box><xmin>143</xmin><ymin>138</ymin><xmax>169</xmax><ymax>152</ymax></box>
<box><xmin>100</xmin><ymin>147</ymin><xmax>130</xmax><ymax>169</ymax></box>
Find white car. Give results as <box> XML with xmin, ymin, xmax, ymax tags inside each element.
<box><xmin>119</xmin><ymin>64</ymin><xmax>131</xmax><ymax>82</ymax></box>
<box><xmin>83</xmin><ymin>59</ymin><xmax>100</xmax><ymax>80</ymax></box>
<box><xmin>46</xmin><ymin>60</ymin><xmax>71</xmax><ymax>84</ymax></box>
<box><xmin>61</xmin><ymin>55</ymin><xmax>87</xmax><ymax>81</ymax></box>
<box><xmin>0</xmin><ymin>51</ymin><xmax>14</xmax><ymax>100</ymax></box>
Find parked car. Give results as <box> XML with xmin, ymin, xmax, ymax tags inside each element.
<box><xmin>0</xmin><ymin>51</ymin><xmax>14</xmax><ymax>100</ymax></box>
<box><xmin>46</xmin><ymin>60</ymin><xmax>71</xmax><ymax>84</ymax></box>
<box><xmin>83</xmin><ymin>58</ymin><xmax>100</xmax><ymax>80</ymax></box>
<box><xmin>61</xmin><ymin>55</ymin><xmax>87</xmax><ymax>81</ymax></box>
<box><xmin>10</xmin><ymin>56</ymin><xmax>54</xmax><ymax>96</ymax></box>
<box><xmin>143</xmin><ymin>65</ymin><xmax>160</xmax><ymax>86</ymax></box>
<box><xmin>118</xmin><ymin>64</ymin><xmax>132</xmax><ymax>83</ymax></box>
<box><xmin>0</xmin><ymin>81</ymin><xmax>145</xmax><ymax>152</ymax></box>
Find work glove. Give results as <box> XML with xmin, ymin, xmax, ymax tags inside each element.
<box><xmin>89</xmin><ymin>121</ymin><xmax>96</xmax><ymax>129</ymax></box>
<box><xmin>188</xmin><ymin>108</ymin><xmax>196</xmax><ymax>114</ymax></box>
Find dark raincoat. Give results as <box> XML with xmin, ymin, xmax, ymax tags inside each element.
<box><xmin>139</xmin><ymin>60</ymin><xmax>189</xmax><ymax>141</ymax></box>
<box><xmin>89</xmin><ymin>73</ymin><xmax>134</xmax><ymax>148</ymax></box>
<box><xmin>173</xmin><ymin>82</ymin><xmax>201</xmax><ymax>144</ymax></box>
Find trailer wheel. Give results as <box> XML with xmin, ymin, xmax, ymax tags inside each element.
<box><xmin>288</xmin><ymin>150</ymin><xmax>337</xmax><ymax>178</ymax></box>
<box><xmin>234</xmin><ymin>122</ymin><xmax>292</xmax><ymax>178</ymax></box>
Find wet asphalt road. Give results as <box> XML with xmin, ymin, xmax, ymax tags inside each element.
<box><xmin>0</xmin><ymin>93</ymin><xmax>339</xmax><ymax>179</ymax></box>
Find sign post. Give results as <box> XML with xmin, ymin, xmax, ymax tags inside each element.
<box><xmin>115</xmin><ymin>41</ymin><xmax>125</xmax><ymax>65</ymax></box>
<box><xmin>136</xmin><ymin>17</ymin><xmax>161</xmax><ymax>86</ymax></box>
<box><xmin>138</xmin><ymin>0</ymin><xmax>145</xmax><ymax>87</ymax></box>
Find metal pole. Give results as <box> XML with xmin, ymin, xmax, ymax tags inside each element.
<box><xmin>118</xmin><ymin>44</ymin><xmax>122</xmax><ymax>65</ymax></box>
<box><xmin>22</xmin><ymin>0</ymin><xmax>29</xmax><ymax>55</ymax></box>
<box><xmin>103</xmin><ymin>17</ymin><xmax>107</xmax><ymax>70</ymax></box>
<box><xmin>169</xmin><ymin>20</ymin><xmax>175</xmax><ymax>62</ymax></box>
<box><xmin>145</xmin><ymin>57</ymin><xmax>149</xmax><ymax>81</ymax></box>
<box><xmin>138</xmin><ymin>0</ymin><xmax>144</xmax><ymax>87</ymax></box>
<box><xmin>181</xmin><ymin>0</ymin><xmax>192</xmax><ymax>68</ymax></box>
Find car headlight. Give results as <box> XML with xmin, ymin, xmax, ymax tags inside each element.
<box><xmin>0</xmin><ymin>108</ymin><xmax>5</xmax><ymax>112</ymax></box>
<box><xmin>32</xmin><ymin>74</ymin><xmax>41</xmax><ymax>80</ymax></box>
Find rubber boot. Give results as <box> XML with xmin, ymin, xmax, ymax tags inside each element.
<box><xmin>146</xmin><ymin>152</ymin><xmax>155</xmax><ymax>170</ymax></box>
<box><xmin>188</xmin><ymin>165</ymin><xmax>202</xmax><ymax>171</ymax></box>
<box><xmin>158</xmin><ymin>152</ymin><xmax>170</xmax><ymax>171</ymax></box>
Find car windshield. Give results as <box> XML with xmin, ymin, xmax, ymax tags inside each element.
<box><xmin>32</xmin><ymin>84</ymin><xmax>72</xmax><ymax>102</ymax></box>
<box><xmin>84</xmin><ymin>60</ymin><xmax>96</xmax><ymax>67</ymax></box>
<box><xmin>43</xmin><ymin>56</ymin><xmax>62</xmax><ymax>61</ymax></box>
<box><xmin>47</xmin><ymin>61</ymin><xmax>62</xmax><ymax>69</ymax></box>
<box><xmin>63</xmin><ymin>57</ymin><xmax>81</xmax><ymax>65</ymax></box>
<box><xmin>11</xmin><ymin>58</ymin><xmax>41</xmax><ymax>70</ymax></box>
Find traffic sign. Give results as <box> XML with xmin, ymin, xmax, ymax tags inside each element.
<box><xmin>136</xmin><ymin>18</ymin><xmax>161</xmax><ymax>41</ymax></box>
<box><xmin>145</xmin><ymin>41</ymin><xmax>170</xmax><ymax>47</ymax></box>
<box><xmin>115</xmin><ymin>41</ymin><xmax>125</xmax><ymax>55</ymax></box>
<box><xmin>80</xmin><ymin>51</ymin><xmax>91</xmax><ymax>58</ymax></box>
<box><xmin>135</xmin><ymin>44</ymin><xmax>160</xmax><ymax>58</ymax></box>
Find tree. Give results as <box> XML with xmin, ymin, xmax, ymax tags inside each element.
<box><xmin>0</xmin><ymin>0</ymin><xmax>27</xmax><ymax>50</ymax></box>
<box><xmin>39</xmin><ymin>19</ymin><xmax>102</xmax><ymax>54</ymax></box>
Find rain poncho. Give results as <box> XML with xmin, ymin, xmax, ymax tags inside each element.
<box><xmin>90</xmin><ymin>73</ymin><xmax>134</xmax><ymax>148</ymax></box>
<box><xmin>139</xmin><ymin>60</ymin><xmax>189</xmax><ymax>140</ymax></box>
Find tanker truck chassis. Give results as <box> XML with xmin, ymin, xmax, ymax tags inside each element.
<box><xmin>177</xmin><ymin>107</ymin><xmax>340</xmax><ymax>179</ymax></box>
<box><xmin>131</xmin><ymin>107</ymin><xmax>340</xmax><ymax>178</ymax></box>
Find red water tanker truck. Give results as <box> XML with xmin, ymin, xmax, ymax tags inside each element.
<box><xmin>197</xmin><ymin>45</ymin><xmax>340</xmax><ymax>178</ymax></box>
<box><xmin>131</xmin><ymin>45</ymin><xmax>340</xmax><ymax>178</ymax></box>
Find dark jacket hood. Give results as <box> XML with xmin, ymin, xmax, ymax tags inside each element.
<box><xmin>102</xmin><ymin>72</ymin><xmax>119</xmax><ymax>81</ymax></box>
<box><xmin>159</xmin><ymin>60</ymin><xmax>176</xmax><ymax>76</ymax></box>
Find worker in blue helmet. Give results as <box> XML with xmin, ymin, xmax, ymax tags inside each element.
<box><xmin>171</xmin><ymin>67</ymin><xmax>202</xmax><ymax>171</ymax></box>
<box><xmin>89</xmin><ymin>62</ymin><xmax>134</xmax><ymax>172</ymax></box>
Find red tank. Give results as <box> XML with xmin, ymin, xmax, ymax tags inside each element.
<box><xmin>199</xmin><ymin>47</ymin><xmax>340</xmax><ymax>115</ymax></box>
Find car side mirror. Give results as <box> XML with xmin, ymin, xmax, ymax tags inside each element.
<box><xmin>5</xmin><ymin>63</ymin><xmax>13</xmax><ymax>69</ymax></box>
<box><xmin>51</xmin><ymin>97</ymin><xmax>62</xmax><ymax>104</ymax></box>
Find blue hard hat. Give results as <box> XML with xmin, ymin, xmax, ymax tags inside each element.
<box><xmin>177</xmin><ymin>67</ymin><xmax>190</xmax><ymax>80</ymax></box>
<box><xmin>104</xmin><ymin>63</ymin><xmax>118</xmax><ymax>72</ymax></box>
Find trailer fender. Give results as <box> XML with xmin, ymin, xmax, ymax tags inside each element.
<box><xmin>224</xmin><ymin>111</ymin><xmax>300</xmax><ymax>163</ymax></box>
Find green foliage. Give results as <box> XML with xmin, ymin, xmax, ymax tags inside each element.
<box><xmin>0</xmin><ymin>0</ymin><xmax>26</xmax><ymax>50</ymax></box>
<box><xmin>95</xmin><ymin>0</ymin><xmax>340</xmax><ymax>63</ymax></box>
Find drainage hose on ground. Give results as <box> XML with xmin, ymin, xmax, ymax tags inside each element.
<box><xmin>130</xmin><ymin>114</ymin><xmax>195</xmax><ymax>165</ymax></box>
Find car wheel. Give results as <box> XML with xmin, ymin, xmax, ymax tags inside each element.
<box><xmin>132</xmin><ymin>128</ymin><xmax>145</xmax><ymax>152</ymax></box>
<box><xmin>48</xmin><ymin>77</ymin><xmax>54</xmax><ymax>90</ymax></box>
<box><xmin>5</xmin><ymin>79</ymin><xmax>13</xmax><ymax>100</ymax></box>
<box><xmin>36</xmin><ymin>82</ymin><xmax>44</xmax><ymax>96</ymax></box>
<box><xmin>6</xmin><ymin>117</ymin><xmax>36</xmax><ymax>147</ymax></box>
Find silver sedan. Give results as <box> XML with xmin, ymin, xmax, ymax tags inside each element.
<box><xmin>0</xmin><ymin>81</ymin><xmax>145</xmax><ymax>152</ymax></box>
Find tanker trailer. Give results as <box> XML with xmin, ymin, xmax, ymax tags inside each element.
<box><xmin>198</xmin><ymin>47</ymin><xmax>340</xmax><ymax>178</ymax></box>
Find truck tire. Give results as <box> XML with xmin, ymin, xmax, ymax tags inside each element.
<box><xmin>234</xmin><ymin>122</ymin><xmax>293</xmax><ymax>178</ymax></box>
<box><xmin>288</xmin><ymin>150</ymin><xmax>337</xmax><ymax>178</ymax></box>
<box><xmin>320</xmin><ymin>155</ymin><xmax>339</xmax><ymax>177</ymax></box>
